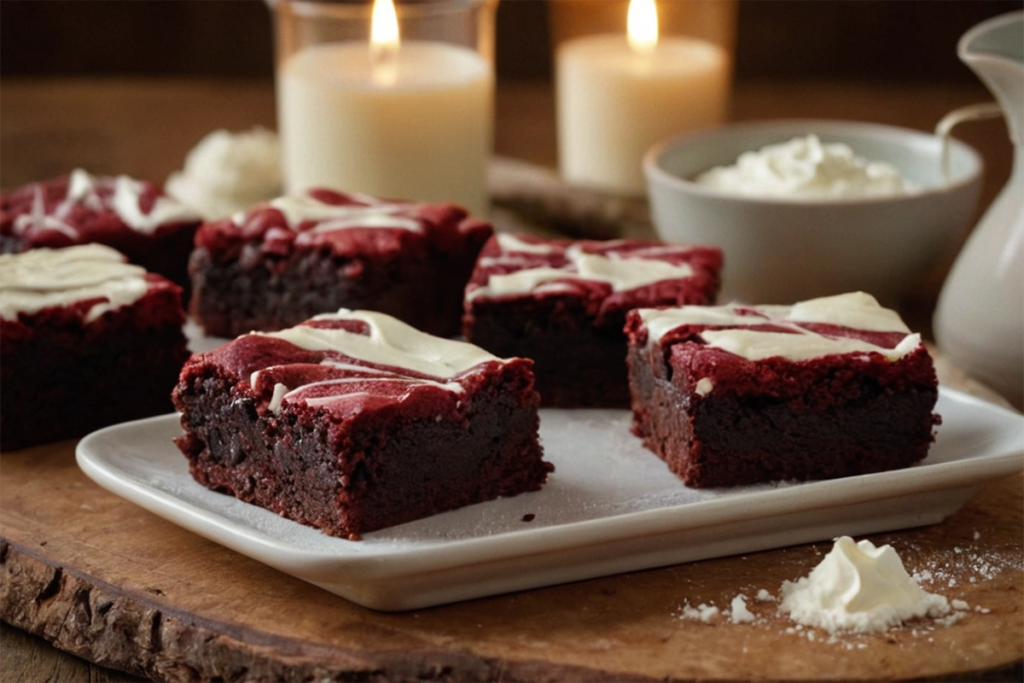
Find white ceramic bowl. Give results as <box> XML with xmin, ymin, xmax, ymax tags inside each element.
<box><xmin>644</xmin><ymin>120</ymin><xmax>983</xmax><ymax>305</ymax></box>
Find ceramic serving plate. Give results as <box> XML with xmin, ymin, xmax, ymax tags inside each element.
<box><xmin>76</xmin><ymin>387</ymin><xmax>1023</xmax><ymax>611</ymax></box>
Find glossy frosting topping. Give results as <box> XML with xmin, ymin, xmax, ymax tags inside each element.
<box><xmin>258</xmin><ymin>309</ymin><xmax>500</xmax><ymax>378</ymax></box>
<box><xmin>12</xmin><ymin>169</ymin><xmax>200</xmax><ymax>238</ymax></box>
<box><xmin>639</xmin><ymin>292</ymin><xmax>919</xmax><ymax>362</ymax></box>
<box><xmin>699</xmin><ymin>328</ymin><xmax>920</xmax><ymax>363</ymax></box>
<box><xmin>469</xmin><ymin>234</ymin><xmax>699</xmax><ymax>299</ymax></box>
<box><xmin>247</xmin><ymin>309</ymin><xmax>504</xmax><ymax>415</ymax></box>
<box><xmin>246</xmin><ymin>191</ymin><xmax>423</xmax><ymax>234</ymax></box>
<box><xmin>0</xmin><ymin>244</ymin><xmax>150</xmax><ymax>322</ymax></box>
<box><xmin>779</xmin><ymin>536</ymin><xmax>950</xmax><ymax>633</ymax></box>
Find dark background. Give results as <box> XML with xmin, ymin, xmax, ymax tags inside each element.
<box><xmin>2</xmin><ymin>0</ymin><xmax>1021</xmax><ymax>83</ymax></box>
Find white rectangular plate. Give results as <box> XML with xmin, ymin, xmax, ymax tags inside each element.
<box><xmin>76</xmin><ymin>387</ymin><xmax>1023</xmax><ymax>611</ymax></box>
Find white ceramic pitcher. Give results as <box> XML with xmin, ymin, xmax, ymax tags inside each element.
<box><xmin>934</xmin><ymin>11</ymin><xmax>1024</xmax><ymax>410</ymax></box>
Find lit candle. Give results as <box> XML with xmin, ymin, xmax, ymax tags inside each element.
<box><xmin>278</xmin><ymin>0</ymin><xmax>493</xmax><ymax>215</ymax></box>
<box><xmin>556</xmin><ymin>0</ymin><xmax>730</xmax><ymax>195</ymax></box>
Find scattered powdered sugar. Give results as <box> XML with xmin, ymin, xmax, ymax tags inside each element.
<box><xmin>908</xmin><ymin>534</ymin><xmax>1022</xmax><ymax>588</ymax></box>
<box><xmin>676</xmin><ymin>602</ymin><xmax>722</xmax><ymax>623</ymax></box>
<box><xmin>729</xmin><ymin>594</ymin><xmax>755</xmax><ymax>624</ymax></box>
<box><xmin>672</xmin><ymin>534</ymin><xmax>1018</xmax><ymax>646</ymax></box>
<box><xmin>675</xmin><ymin>593</ymin><xmax>758</xmax><ymax>626</ymax></box>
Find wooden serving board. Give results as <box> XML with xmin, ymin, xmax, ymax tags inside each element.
<box><xmin>2</xmin><ymin>372</ymin><xmax>1023</xmax><ymax>682</ymax></box>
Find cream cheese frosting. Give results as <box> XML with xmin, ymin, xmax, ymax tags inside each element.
<box><xmin>779</xmin><ymin>536</ymin><xmax>951</xmax><ymax>633</ymax></box>
<box><xmin>638</xmin><ymin>292</ymin><xmax>919</xmax><ymax>363</ymax></box>
<box><xmin>11</xmin><ymin>169</ymin><xmax>201</xmax><ymax>238</ymax></box>
<box><xmin>0</xmin><ymin>244</ymin><xmax>150</xmax><ymax>323</ymax></box>
<box><xmin>470</xmin><ymin>234</ymin><xmax>696</xmax><ymax>299</ymax></box>
<box><xmin>256</xmin><ymin>309</ymin><xmax>500</xmax><ymax>378</ymax></box>
<box><xmin>246</xmin><ymin>192</ymin><xmax>423</xmax><ymax>235</ymax></box>
<box><xmin>249</xmin><ymin>309</ymin><xmax>504</xmax><ymax>414</ymax></box>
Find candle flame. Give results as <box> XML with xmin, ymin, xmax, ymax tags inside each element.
<box><xmin>627</xmin><ymin>0</ymin><xmax>658</xmax><ymax>54</ymax></box>
<box><xmin>370</xmin><ymin>0</ymin><xmax>400</xmax><ymax>85</ymax></box>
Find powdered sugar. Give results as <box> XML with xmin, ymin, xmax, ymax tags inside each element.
<box><xmin>672</xmin><ymin>534</ymin><xmax>1019</xmax><ymax>647</ymax></box>
<box><xmin>729</xmin><ymin>595</ymin><xmax>755</xmax><ymax>623</ymax></box>
<box><xmin>675</xmin><ymin>602</ymin><xmax>722</xmax><ymax>623</ymax></box>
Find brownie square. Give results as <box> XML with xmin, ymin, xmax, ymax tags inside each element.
<box><xmin>625</xmin><ymin>292</ymin><xmax>941</xmax><ymax>488</ymax></box>
<box><xmin>188</xmin><ymin>189</ymin><xmax>493</xmax><ymax>339</ymax></box>
<box><xmin>462</xmin><ymin>233</ymin><xmax>722</xmax><ymax>408</ymax></box>
<box><xmin>171</xmin><ymin>308</ymin><xmax>552</xmax><ymax>540</ymax></box>
<box><xmin>0</xmin><ymin>169</ymin><xmax>202</xmax><ymax>293</ymax></box>
<box><xmin>0</xmin><ymin>244</ymin><xmax>189</xmax><ymax>451</ymax></box>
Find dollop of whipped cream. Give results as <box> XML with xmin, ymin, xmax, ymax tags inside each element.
<box><xmin>166</xmin><ymin>127</ymin><xmax>281</xmax><ymax>220</ymax></box>
<box><xmin>694</xmin><ymin>135</ymin><xmax>918</xmax><ymax>199</ymax></box>
<box><xmin>779</xmin><ymin>536</ymin><xmax>950</xmax><ymax>633</ymax></box>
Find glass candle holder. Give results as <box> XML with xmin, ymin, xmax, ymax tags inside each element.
<box><xmin>551</xmin><ymin>0</ymin><xmax>736</xmax><ymax>196</ymax></box>
<box><xmin>273</xmin><ymin>0</ymin><xmax>498</xmax><ymax>216</ymax></box>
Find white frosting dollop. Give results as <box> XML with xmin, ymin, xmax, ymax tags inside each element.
<box><xmin>694</xmin><ymin>135</ymin><xmax>918</xmax><ymax>199</ymax></box>
<box><xmin>638</xmin><ymin>292</ymin><xmax>919</xmax><ymax>363</ymax></box>
<box><xmin>0</xmin><ymin>244</ymin><xmax>150</xmax><ymax>323</ymax></box>
<box><xmin>165</xmin><ymin>127</ymin><xmax>282</xmax><ymax>220</ymax></box>
<box><xmin>779</xmin><ymin>537</ymin><xmax>950</xmax><ymax>633</ymax></box>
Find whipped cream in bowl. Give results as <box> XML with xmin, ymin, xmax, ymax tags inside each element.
<box><xmin>643</xmin><ymin>119</ymin><xmax>983</xmax><ymax>305</ymax></box>
<box><xmin>694</xmin><ymin>134</ymin><xmax>920</xmax><ymax>200</ymax></box>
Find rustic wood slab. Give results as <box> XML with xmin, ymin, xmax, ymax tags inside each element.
<box><xmin>1</xmin><ymin>77</ymin><xmax>1022</xmax><ymax>682</ymax></box>
<box><xmin>2</xmin><ymin>400</ymin><xmax>1022</xmax><ymax>681</ymax></box>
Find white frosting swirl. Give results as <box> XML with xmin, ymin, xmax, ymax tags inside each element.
<box><xmin>471</xmin><ymin>235</ymin><xmax>696</xmax><ymax>299</ymax></box>
<box><xmin>700</xmin><ymin>328</ymin><xmax>920</xmax><ymax>363</ymax></box>
<box><xmin>638</xmin><ymin>292</ymin><xmax>918</xmax><ymax>362</ymax></box>
<box><xmin>257</xmin><ymin>193</ymin><xmax>422</xmax><ymax>234</ymax></box>
<box><xmin>254</xmin><ymin>309</ymin><xmax>501</xmax><ymax>380</ymax></box>
<box><xmin>249</xmin><ymin>309</ymin><xmax>504</xmax><ymax>415</ymax></box>
<box><xmin>779</xmin><ymin>537</ymin><xmax>950</xmax><ymax>633</ymax></box>
<box><xmin>0</xmin><ymin>244</ymin><xmax>150</xmax><ymax>323</ymax></box>
<box><xmin>13</xmin><ymin>169</ymin><xmax>200</xmax><ymax>238</ymax></box>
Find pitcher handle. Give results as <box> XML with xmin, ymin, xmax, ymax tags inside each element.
<box><xmin>936</xmin><ymin>102</ymin><xmax>1004</xmax><ymax>182</ymax></box>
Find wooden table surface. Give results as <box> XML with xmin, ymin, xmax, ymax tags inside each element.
<box><xmin>1</xmin><ymin>78</ymin><xmax>1021</xmax><ymax>682</ymax></box>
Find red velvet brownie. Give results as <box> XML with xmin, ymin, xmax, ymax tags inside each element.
<box><xmin>0</xmin><ymin>169</ymin><xmax>202</xmax><ymax>292</ymax></box>
<box><xmin>172</xmin><ymin>309</ymin><xmax>552</xmax><ymax>540</ymax></box>
<box><xmin>0</xmin><ymin>244</ymin><xmax>189</xmax><ymax>451</ymax></box>
<box><xmin>462</xmin><ymin>234</ymin><xmax>722</xmax><ymax>407</ymax></box>
<box><xmin>188</xmin><ymin>189</ymin><xmax>493</xmax><ymax>339</ymax></box>
<box><xmin>626</xmin><ymin>292</ymin><xmax>941</xmax><ymax>488</ymax></box>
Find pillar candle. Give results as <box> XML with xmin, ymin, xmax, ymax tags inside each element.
<box><xmin>278</xmin><ymin>41</ymin><xmax>492</xmax><ymax>216</ymax></box>
<box><xmin>556</xmin><ymin>34</ymin><xmax>729</xmax><ymax>195</ymax></box>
